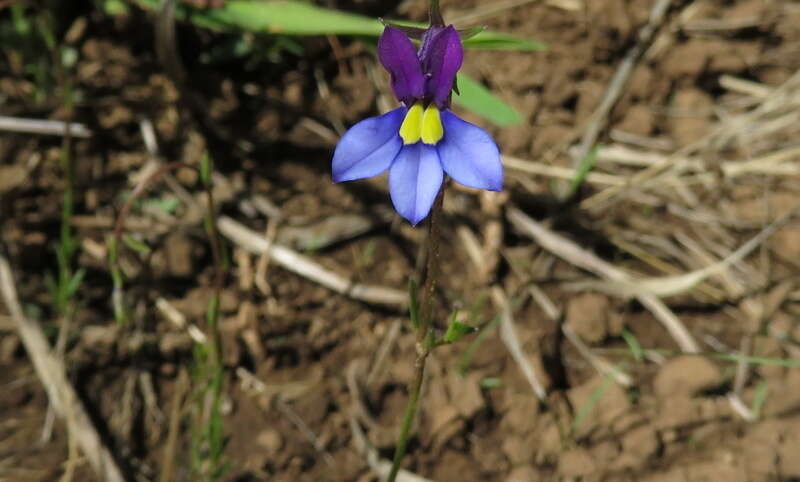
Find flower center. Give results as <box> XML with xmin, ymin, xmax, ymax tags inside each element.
<box><xmin>399</xmin><ymin>102</ymin><xmax>444</xmax><ymax>145</ymax></box>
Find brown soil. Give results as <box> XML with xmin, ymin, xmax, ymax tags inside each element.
<box><xmin>2</xmin><ymin>0</ymin><xmax>800</xmax><ymax>481</ymax></box>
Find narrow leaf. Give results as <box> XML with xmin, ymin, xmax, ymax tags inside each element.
<box><xmin>453</xmin><ymin>73</ymin><xmax>523</xmax><ymax>126</ymax></box>
<box><xmin>568</xmin><ymin>145</ymin><xmax>600</xmax><ymax>196</ymax></box>
<box><xmin>751</xmin><ymin>381</ymin><xmax>769</xmax><ymax>420</ymax></box>
<box><xmin>131</xmin><ymin>0</ymin><xmax>545</xmax><ymax>51</ymax></box>
<box><xmin>443</xmin><ymin>320</ymin><xmax>478</xmax><ymax>344</ymax></box>
<box><xmin>621</xmin><ymin>329</ymin><xmax>644</xmax><ymax>362</ymax></box>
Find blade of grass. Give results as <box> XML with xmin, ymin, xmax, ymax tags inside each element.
<box><xmin>571</xmin><ymin>374</ymin><xmax>614</xmax><ymax>436</ymax></box>
<box><xmin>606</xmin><ymin>347</ymin><xmax>800</xmax><ymax>368</ymax></box>
<box><xmin>131</xmin><ymin>0</ymin><xmax>545</xmax><ymax>51</ymax></box>
<box><xmin>750</xmin><ymin>381</ymin><xmax>769</xmax><ymax>420</ymax></box>
<box><xmin>567</xmin><ymin>145</ymin><xmax>600</xmax><ymax>197</ymax></box>
<box><xmin>453</xmin><ymin>73</ymin><xmax>523</xmax><ymax>126</ymax></box>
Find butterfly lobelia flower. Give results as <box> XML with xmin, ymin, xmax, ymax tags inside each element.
<box><xmin>331</xmin><ymin>8</ymin><xmax>503</xmax><ymax>225</ymax></box>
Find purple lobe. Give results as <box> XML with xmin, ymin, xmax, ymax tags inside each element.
<box><xmin>437</xmin><ymin>110</ymin><xmax>503</xmax><ymax>191</ymax></box>
<box><xmin>378</xmin><ymin>26</ymin><xmax>425</xmax><ymax>105</ymax></box>
<box><xmin>389</xmin><ymin>143</ymin><xmax>444</xmax><ymax>225</ymax></box>
<box><xmin>332</xmin><ymin>107</ymin><xmax>405</xmax><ymax>183</ymax></box>
<box><xmin>419</xmin><ymin>25</ymin><xmax>463</xmax><ymax>108</ymax></box>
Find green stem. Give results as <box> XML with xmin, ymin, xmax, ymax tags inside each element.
<box><xmin>387</xmin><ymin>349</ymin><xmax>427</xmax><ymax>482</ymax></box>
<box><xmin>387</xmin><ymin>187</ymin><xmax>444</xmax><ymax>482</ymax></box>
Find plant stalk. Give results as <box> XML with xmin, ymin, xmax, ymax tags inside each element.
<box><xmin>387</xmin><ymin>187</ymin><xmax>444</xmax><ymax>482</ymax></box>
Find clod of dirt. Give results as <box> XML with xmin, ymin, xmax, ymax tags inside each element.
<box><xmin>567</xmin><ymin>375</ymin><xmax>630</xmax><ymax>439</ymax></box>
<box><xmin>255</xmin><ymin>428</ymin><xmax>283</xmax><ymax>455</ymax></box>
<box><xmin>502</xmin><ymin>431</ymin><xmax>537</xmax><ymax>466</ymax></box>
<box><xmin>430</xmin><ymin>450</ymin><xmax>482</xmax><ymax>482</ymax></box>
<box><xmin>535</xmin><ymin>415</ymin><xmax>563</xmax><ymax>462</ymax></box>
<box><xmin>445</xmin><ymin>372</ymin><xmax>485</xmax><ymax>419</ymax></box>
<box><xmin>505</xmin><ymin>465</ymin><xmax>538</xmax><ymax>482</ymax></box>
<box><xmin>80</xmin><ymin>325</ymin><xmax>119</xmax><ymax>352</ymax></box>
<box><xmin>740</xmin><ymin>419</ymin><xmax>782</xmax><ymax>476</ymax></box>
<box><xmin>761</xmin><ymin>369</ymin><xmax>800</xmax><ymax>417</ymax></box>
<box><xmin>0</xmin><ymin>335</ymin><xmax>20</xmax><ymax>363</ymax></box>
<box><xmin>778</xmin><ymin>427</ymin><xmax>800</xmax><ymax>478</ymax></box>
<box><xmin>663</xmin><ymin>41</ymin><xmax>710</xmax><ymax>78</ymax></box>
<box><xmin>772</xmin><ymin>225</ymin><xmax>800</xmax><ymax>259</ymax></box>
<box><xmin>654</xmin><ymin>397</ymin><xmax>729</xmax><ymax>431</ymax></box>
<box><xmin>730</xmin><ymin>191</ymin><xmax>800</xmax><ymax>224</ymax></box>
<box><xmin>500</xmin><ymin>393</ymin><xmax>540</xmax><ymax>435</ymax></box>
<box><xmin>163</xmin><ymin>233</ymin><xmax>195</xmax><ymax>278</ymax></box>
<box><xmin>158</xmin><ymin>332</ymin><xmax>192</xmax><ymax>356</ymax></box>
<box><xmin>653</xmin><ymin>355</ymin><xmax>722</xmax><ymax>398</ymax></box>
<box><xmin>0</xmin><ymin>166</ymin><xmax>26</xmax><ymax>193</ymax></box>
<box><xmin>565</xmin><ymin>293</ymin><xmax>611</xmax><ymax>344</ymax></box>
<box><xmin>615</xmin><ymin>425</ymin><xmax>659</xmax><ymax>469</ymax></box>
<box><xmin>668</xmin><ymin>88</ymin><xmax>714</xmax><ymax>145</ymax></box>
<box><xmin>557</xmin><ymin>447</ymin><xmax>596</xmax><ymax>478</ymax></box>
<box><xmin>752</xmin><ymin>334</ymin><xmax>786</xmax><ymax>380</ymax></box>
<box><xmin>616</xmin><ymin>103</ymin><xmax>655</xmax><ymax>137</ymax></box>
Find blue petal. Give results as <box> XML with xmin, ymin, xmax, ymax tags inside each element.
<box><xmin>389</xmin><ymin>143</ymin><xmax>444</xmax><ymax>225</ymax></box>
<box><xmin>437</xmin><ymin>111</ymin><xmax>503</xmax><ymax>191</ymax></box>
<box><xmin>332</xmin><ymin>108</ymin><xmax>405</xmax><ymax>183</ymax></box>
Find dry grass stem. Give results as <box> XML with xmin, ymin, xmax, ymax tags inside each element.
<box><xmin>237</xmin><ymin>368</ymin><xmax>334</xmax><ymax>468</ymax></box>
<box><xmin>0</xmin><ymin>116</ymin><xmax>92</xmax><ymax>137</ymax></box>
<box><xmin>571</xmin><ymin>0</ymin><xmax>674</xmax><ymax>167</ymax></box>
<box><xmin>159</xmin><ymin>369</ymin><xmax>188</xmax><ymax>482</ymax></box>
<box><xmin>349</xmin><ymin>414</ymin><xmax>432</xmax><ymax>482</ymax></box>
<box><xmin>575</xmin><ymin>220</ymin><xmax>780</xmax><ymax>300</ymax></box>
<box><xmin>504</xmin><ymin>155</ymin><xmax>625</xmax><ymax>186</ymax></box>
<box><xmin>156</xmin><ymin>297</ymin><xmax>207</xmax><ymax>343</ymax></box>
<box><xmin>218</xmin><ymin>216</ymin><xmax>407</xmax><ymax>306</ymax></box>
<box><xmin>491</xmin><ymin>286</ymin><xmax>548</xmax><ymax>401</ymax></box>
<box><xmin>346</xmin><ymin>361</ymin><xmax>432</xmax><ymax>482</ymax></box>
<box><xmin>720</xmin><ymin>75</ymin><xmax>772</xmax><ymax>99</ymax></box>
<box><xmin>366</xmin><ymin>320</ymin><xmax>402</xmax><ymax>389</ymax></box>
<box><xmin>563</xmin><ymin>324</ymin><xmax>633</xmax><ymax>387</ymax></box>
<box><xmin>0</xmin><ymin>256</ymin><xmax>126</xmax><ymax>482</ymax></box>
<box><xmin>507</xmin><ymin>206</ymin><xmax>700</xmax><ymax>353</ymax></box>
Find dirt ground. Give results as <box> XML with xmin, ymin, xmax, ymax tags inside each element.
<box><xmin>2</xmin><ymin>0</ymin><xmax>800</xmax><ymax>481</ymax></box>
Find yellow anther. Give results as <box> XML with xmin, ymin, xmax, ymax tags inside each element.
<box><xmin>421</xmin><ymin>105</ymin><xmax>444</xmax><ymax>145</ymax></box>
<box><xmin>399</xmin><ymin>103</ymin><xmax>423</xmax><ymax>145</ymax></box>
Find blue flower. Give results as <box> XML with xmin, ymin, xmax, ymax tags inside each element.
<box><xmin>331</xmin><ymin>18</ymin><xmax>503</xmax><ymax>225</ymax></box>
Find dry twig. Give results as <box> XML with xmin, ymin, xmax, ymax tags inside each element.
<box><xmin>506</xmin><ymin>206</ymin><xmax>700</xmax><ymax>353</ymax></box>
<box><xmin>0</xmin><ymin>256</ymin><xmax>126</xmax><ymax>482</ymax></box>
<box><xmin>491</xmin><ymin>286</ymin><xmax>548</xmax><ymax>401</ymax></box>
<box><xmin>0</xmin><ymin>116</ymin><xmax>91</xmax><ymax>138</ymax></box>
<box><xmin>571</xmin><ymin>0</ymin><xmax>675</xmax><ymax>166</ymax></box>
<box><xmin>218</xmin><ymin>216</ymin><xmax>407</xmax><ymax>307</ymax></box>
<box><xmin>346</xmin><ymin>361</ymin><xmax>433</xmax><ymax>482</ymax></box>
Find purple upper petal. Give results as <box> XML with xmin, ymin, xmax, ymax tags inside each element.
<box><xmin>332</xmin><ymin>107</ymin><xmax>405</xmax><ymax>183</ymax></box>
<box><xmin>378</xmin><ymin>26</ymin><xmax>425</xmax><ymax>104</ymax></box>
<box><xmin>437</xmin><ymin>110</ymin><xmax>503</xmax><ymax>191</ymax></box>
<box><xmin>389</xmin><ymin>143</ymin><xmax>444</xmax><ymax>225</ymax></box>
<box><xmin>419</xmin><ymin>25</ymin><xmax>463</xmax><ymax>108</ymax></box>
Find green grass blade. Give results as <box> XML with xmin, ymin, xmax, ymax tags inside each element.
<box><xmin>568</xmin><ymin>145</ymin><xmax>600</xmax><ymax>196</ymax></box>
<box><xmin>621</xmin><ymin>329</ymin><xmax>644</xmax><ymax>362</ymax></box>
<box><xmin>131</xmin><ymin>0</ymin><xmax>544</xmax><ymax>51</ymax></box>
<box><xmin>453</xmin><ymin>73</ymin><xmax>523</xmax><ymax>126</ymax></box>
<box><xmin>751</xmin><ymin>381</ymin><xmax>769</xmax><ymax>421</ymax></box>
<box><xmin>571</xmin><ymin>374</ymin><xmax>614</xmax><ymax>435</ymax></box>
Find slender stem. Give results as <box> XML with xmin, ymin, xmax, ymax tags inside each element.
<box><xmin>387</xmin><ymin>187</ymin><xmax>445</xmax><ymax>482</ymax></box>
<box><xmin>387</xmin><ymin>349</ymin><xmax>427</xmax><ymax>482</ymax></box>
<box><xmin>420</xmin><ymin>188</ymin><xmax>444</xmax><ymax>329</ymax></box>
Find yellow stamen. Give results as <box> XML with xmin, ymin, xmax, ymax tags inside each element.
<box><xmin>421</xmin><ymin>104</ymin><xmax>444</xmax><ymax>145</ymax></box>
<box><xmin>399</xmin><ymin>103</ymin><xmax>423</xmax><ymax>145</ymax></box>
